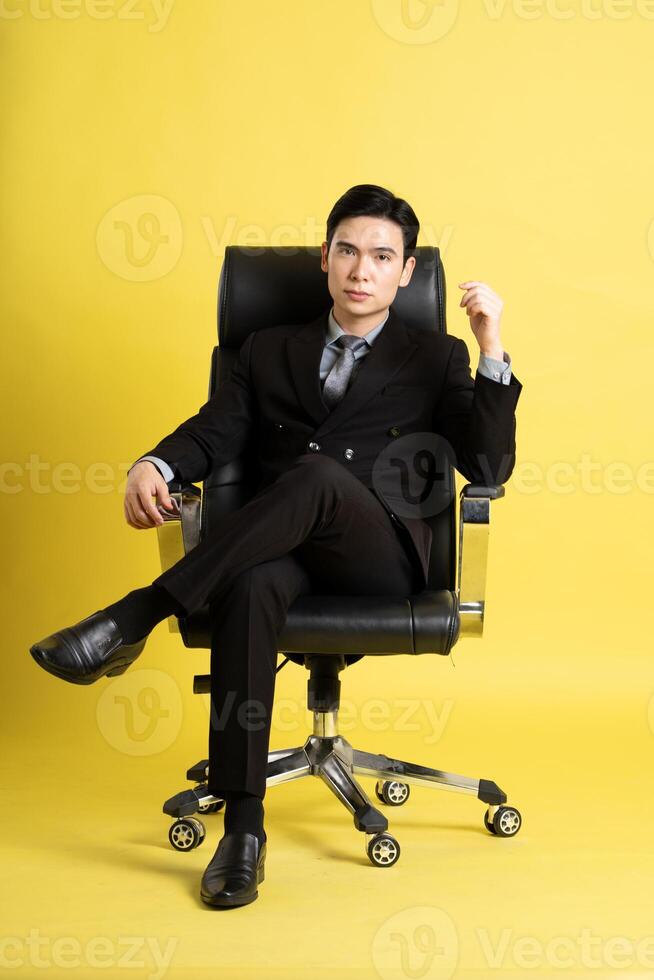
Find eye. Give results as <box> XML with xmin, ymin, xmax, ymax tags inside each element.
<box><xmin>378</xmin><ymin>254</ymin><xmax>391</xmax><ymax>261</ymax></box>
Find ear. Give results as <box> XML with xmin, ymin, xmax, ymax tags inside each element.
<box><xmin>399</xmin><ymin>254</ymin><xmax>416</xmax><ymax>287</ymax></box>
<box><xmin>320</xmin><ymin>241</ymin><xmax>329</xmax><ymax>272</ymax></box>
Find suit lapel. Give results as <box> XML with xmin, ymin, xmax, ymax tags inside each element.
<box><xmin>286</xmin><ymin>305</ymin><xmax>418</xmax><ymax>434</ymax></box>
<box><xmin>286</xmin><ymin>310</ymin><xmax>332</xmax><ymax>428</ymax></box>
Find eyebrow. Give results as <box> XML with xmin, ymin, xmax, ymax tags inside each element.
<box><xmin>334</xmin><ymin>239</ymin><xmax>399</xmax><ymax>257</ymax></box>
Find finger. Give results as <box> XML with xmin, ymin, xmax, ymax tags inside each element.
<box><xmin>126</xmin><ymin>508</ymin><xmax>146</xmax><ymax>530</ymax></box>
<box><xmin>138</xmin><ymin>505</ymin><xmax>159</xmax><ymax>528</ymax></box>
<box><xmin>135</xmin><ymin>511</ymin><xmax>155</xmax><ymax>529</ymax></box>
<box><xmin>138</xmin><ymin>489</ymin><xmax>164</xmax><ymax>526</ymax></box>
<box><xmin>124</xmin><ymin>500</ymin><xmax>136</xmax><ymax>528</ymax></box>
<box><xmin>127</xmin><ymin>499</ymin><xmax>150</xmax><ymax>529</ymax></box>
<box><xmin>157</xmin><ymin>482</ymin><xmax>174</xmax><ymax>510</ymax></box>
<box><xmin>459</xmin><ymin>284</ymin><xmax>494</xmax><ymax>305</ymax></box>
<box><xmin>461</xmin><ymin>290</ymin><xmax>500</xmax><ymax>311</ymax></box>
<box><xmin>459</xmin><ymin>285</ymin><xmax>482</xmax><ymax>306</ymax></box>
<box><xmin>129</xmin><ymin>493</ymin><xmax>156</xmax><ymax>527</ymax></box>
<box><xmin>125</xmin><ymin>498</ymin><xmax>137</xmax><ymax>527</ymax></box>
<box><xmin>467</xmin><ymin>300</ymin><xmax>498</xmax><ymax>316</ymax></box>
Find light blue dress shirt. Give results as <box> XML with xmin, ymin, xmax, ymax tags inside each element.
<box><xmin>135</xmin><ymin>306</ymin><xmax>513</xmax><ymax>483</ymax></box>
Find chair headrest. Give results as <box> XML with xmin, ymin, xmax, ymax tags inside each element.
<box><xmin>216</xmin><ymin>245</ymin><xmax>447</xmax><ymax>347</ymax></box>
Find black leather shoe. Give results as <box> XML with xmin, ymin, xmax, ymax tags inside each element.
<box><xmin>200</xmin><ymin>832</ymin><xmax>266</xmax><ymax>908</ymax></box>
<box><xmin>29</xmin><ymin>610</ymin><xmax>148</xmax><ymax>685</ymax></box>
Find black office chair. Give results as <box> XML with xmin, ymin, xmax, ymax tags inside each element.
<box><xmin>157</xmin><ymin>245</ymin><xmax>522</xmax><ymax>867</ymax></box>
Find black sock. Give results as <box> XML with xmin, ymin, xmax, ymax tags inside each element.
<box><xmin>102</xmin><ymin>584</ymin><xmax>185</xmax><ymax>644</ymax></box>
<box><xmin>221</xmin><ymin>790</ymin><xmax>266</xmax><ymax>849</ymax></box>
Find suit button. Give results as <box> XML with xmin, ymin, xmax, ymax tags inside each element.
<box><xmin>388</xmin><ymin>426</ymin><xmax>401</xmax><ymax>437</ymax></box>
<box><xmin>308</xmin><ymin>441</ymin><xmax>321</xmax><ymax>452</ymax></box>
<box><xmin>343</xmin><ymin>448</ymin><xmax>354</xmax><ymax>461</ymax></box>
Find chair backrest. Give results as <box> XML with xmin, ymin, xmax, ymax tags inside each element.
<box><xmin>202</xmin><ymin>245</ymin><xmax>456</xmax><ymax>592</ymax></box>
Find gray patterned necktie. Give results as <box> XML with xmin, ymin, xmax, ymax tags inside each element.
<box><xmin>322</xmin><ymin>334</ymin><xmax>368</xmax><ymax>410</ymax></box>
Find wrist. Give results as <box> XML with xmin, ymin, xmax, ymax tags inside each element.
<box><xmin>480</xmin><ymin>346</ymin><xmax>504</xmax><ymax>360</ymax></box>
<box><xmin>129</xmin><ymin>460</ymin><xmax>157</xmax><ymax>476</ymax></box>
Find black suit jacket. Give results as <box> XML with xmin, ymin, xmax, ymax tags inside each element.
<box><xmin>141</xmin><ymin>305</ymin><xmax>523</xmax><ymax>591</ymax></box>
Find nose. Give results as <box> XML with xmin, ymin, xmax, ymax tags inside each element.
<box><xmin>351</xmin><ymin>255</ymin><xmax>371</xmax><ymax>282</ymax></box>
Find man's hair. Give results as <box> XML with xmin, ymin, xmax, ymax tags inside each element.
<box><xmin>326</xmin><ymin>183</ymin><xmax>420</xmax><ymax>266</ymax></box>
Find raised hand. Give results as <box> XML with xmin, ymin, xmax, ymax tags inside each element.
<box><xmin>458</xmin><ymin>281</ymin><xmax>504</xmax><ymax>360</ymax></box>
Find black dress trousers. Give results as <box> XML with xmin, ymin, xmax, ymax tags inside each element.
<box><xmin>152</xmin><ymin>452</ymin><xmax>417</xmax><ymax>799</ymax></box>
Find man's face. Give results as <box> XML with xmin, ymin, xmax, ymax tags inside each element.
<box><xmin>320</xmin><ymin>215</ymin><xmax>416</xmax><ymax>321</ymax></box>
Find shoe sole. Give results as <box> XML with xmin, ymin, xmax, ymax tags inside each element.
<box><xmin>201</xmin><ymin>889</ymin><xmax>259</xmax><ymax>908</ymax></box>
<box><xmin>29</xmin><ymin>639</ymin><xmax>146</xmax><ymax>685</ymax></box>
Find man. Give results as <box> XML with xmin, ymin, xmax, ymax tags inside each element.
<box><xmin>30</xmin><ymin>183</ymin><xmax>522</xmax><ymax>908</ymax></box>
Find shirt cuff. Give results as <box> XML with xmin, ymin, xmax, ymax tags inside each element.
<box><xmin>130</xmin><ymin>456</ymin><xmax>176</xmax><ymax>483</ymax></box>
<box><xmin>477</xmin><ymin>350</ymin><xmax>512</xmax><ymax>385</ymax></box>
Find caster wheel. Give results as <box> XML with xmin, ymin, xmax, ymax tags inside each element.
<box><xmin>197</xmin><ymin>799</ymin><xmax>224</xmax><ymax>814</ymax></box>
<box><xmin>168</xmin><ymin>817</ymin><xmax>206</xmax><ymax>851</ymax></box>
<box><xmin>194</xmin><ymin>784</ymin><xmax>225</xmax><ymax>814</ymax></box>
<box><xmin>367</xmin><ymin>832</ymin><xmax>401</xmax><ymax>867</ymax></box>
<box><xmin>484</xmin><ymin>806</ymin><xmax>522</xmax><ymax>837</ymax></box>
<box><xmin>483</xmin><ymin>809</ymin><xmax>497</xmax><ymax>834</ymax></box>
<box><xmin>375</xmin><ymin>780</ymin><xmax>410</xmax><ymax>806</ymax></box>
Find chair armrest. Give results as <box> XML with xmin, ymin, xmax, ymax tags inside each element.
<box><xmin>155</xmin><ymin>481</ymin><xmax>202</xmax><ymax>633</ymax></box>
<box><xmin>456</xmin><ymin>483</ymin><xmax>505</xmax><ymax>638</ymax></box>
<box><xmin>461</xmin><ymin>483</ymin><xmax>505</xmax><ymax>500</ymax></box>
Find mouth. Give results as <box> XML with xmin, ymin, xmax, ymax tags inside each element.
<box><xmin>345</xmin><ymin>290</ymin><xmax>370</xmax><ymax>299</ymax></box>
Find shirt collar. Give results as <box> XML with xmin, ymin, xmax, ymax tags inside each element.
<box><xmin>327</xmin><ymin>306</ymin><xmax>390</xmax><ymax>347</ymax></box>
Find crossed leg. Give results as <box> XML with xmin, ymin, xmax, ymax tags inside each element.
<box><xmin>153</xmin><ymin>452</ymin><xmax>416</xmax><ymax>614</ymax></box>
<box><xmin>153</xmin><ymin>454</ymin><xmax>416</xmax><ymax>798</ymax></box>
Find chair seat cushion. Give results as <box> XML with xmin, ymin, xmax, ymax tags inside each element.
<box><xmin>180</xmin><ymin>590</ymin><xmax>459</xmax><ymax>658</ymax></box>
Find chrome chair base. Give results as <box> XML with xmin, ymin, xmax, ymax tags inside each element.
<box><xmin>162</xmin><ymin>709</ymin><xmax>523</xmax><ymax>864</ymax></box>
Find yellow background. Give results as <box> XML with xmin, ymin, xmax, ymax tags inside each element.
<box><xmin>2</xmin><ymin>0</ymin><xmax>653</xmax><ymax>977</ymax></box>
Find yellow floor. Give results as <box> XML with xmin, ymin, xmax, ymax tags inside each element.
<box><xmin>4</xmin><ymin>641</ymin><xmax>653</xmax><ymax>980</ymax></box>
